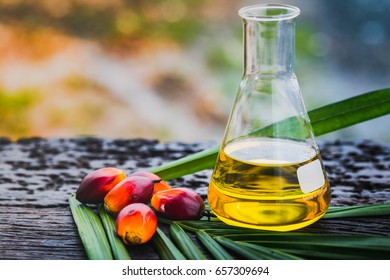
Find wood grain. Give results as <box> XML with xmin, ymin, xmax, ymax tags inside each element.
<box><xmin>0</xmin><ymin>137</ymin><xmax>389</xmax><ymax>259</ymax></box>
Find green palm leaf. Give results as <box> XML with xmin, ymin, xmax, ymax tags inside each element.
<box><xmin>69</xmin><ymin>195</ymin><xmax>113</xmax><ymax>260</ymax></box>
<box><xmin>215</xmin><ymin>236</ymin><xmax>269</xmax><ymax>260</ymax></box>
<box><xmin>152</xmin><ymin>227</ymin><xmax>186</xmax><ymax>260</ymax></box>
<box><xmin>177</xmin><ymin>203</ymin><xmax>390</xmax><ymax>233</ymax></box>
<box><xmin>222</xmin><ymin>233</ymin><xmax>390</xmax><ymax>259</ymax></box>
<box><xmin>174</xmin><ymin>203</ymin><xmax>390</xmax><ymax>260</ymax></box>
<box><xmin>150</xmin><ymin>88</ymin><xmax>390</xmax><ymax>180</ymax></box>
<box><xmin>196</xmin><ymin>230</ymin><xmax>234</xmax><ymax>260</ymax></box>
<box><xmin>170</xmin><ymin>222</ymin><xmax>207</xmax><ymax>260</ymax></box>
<box><xmin>323</xmin><ymin>203</ymin><xmax>390</xmax><ymax>219</ymax></box>
<box><xmin>98</xmin><ymin>205</ymin><xmax>131</xmax><ymax>260</ymax></box>
<box><xmin>215</xmin><ymin>237</ymin><xmax>302</xmax><ymax>260</ymax></box>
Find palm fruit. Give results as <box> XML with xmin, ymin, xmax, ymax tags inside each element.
<box><xmin>76</xmin><ymin>167</ymin><xmax>126</xmax><ymax>204</ymax></box>
<box><xmin>151</xmin><ymin>188</ymin><xmax>205</xmax><ymax>220</ymax></box>
<box><xmin>104</xmin><ymin>175</ymin><xmax>154</xmax><ymax>216</ymax></box>
<box><xmin>116</xmin><ymin>203</ymin><xmax>157</xmax><ymax>245</ymax></box>
<box><xmin>130</xmin><ymin>171</ymin><xmax>172</xmax><ymax>194</ymax></box>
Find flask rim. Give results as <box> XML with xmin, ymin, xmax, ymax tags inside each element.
<box><xmin>238</xmin><ymin>4</ymin><xmax>300</xmax><ymax>21</ymax></box>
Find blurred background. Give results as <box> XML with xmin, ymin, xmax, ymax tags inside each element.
<box><xmin>0</xmin><ymin>0</ymin><xmax>389</xmax><ymax>143</ymax></box>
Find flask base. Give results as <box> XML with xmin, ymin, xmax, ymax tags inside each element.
<box><xmin>213</xmin><ymin>211</ymin><xmax>325</xmax><ymax>232</ymax></box>
<box><xmin>208</xmin><ymin>183</ymin><xmax>330</xmax><ymax>232</ymax></box>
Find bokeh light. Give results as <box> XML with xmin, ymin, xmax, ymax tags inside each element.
<box><xmin>0</xmin><ymin>0</ymin><xmax>388</xmax><ymax>142</ymax></box>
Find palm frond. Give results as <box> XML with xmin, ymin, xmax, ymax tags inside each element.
<box><xmin>215</xmin><ymin>236</ymin><xmax>302</xmax><ymax>260</ymax></box>
<box><xmin>196</xmin><ymin>230</ymin><xmax>234</xmax><ymax>260</ymax></box>
<box><xmin>69</xmin><ymin>195</ymin><xmax>113</xmax><ymax>260</ymax></box>
<box><xmin>98</xmin><ymin>205</ymin><xmax>131</xmax><ymax>260</ymax></box>
<box><xmin>152</xmin><ymin>227</ymin><xmax>187</xmax><ymax>260</ymax></box>
<box><xmin>170</xmin><ymin>222</ymin><xmax>207</xmax><ymax>260</ymax></box>
<box><xmin>323</xmin><ymin>203</ymin><xmax>390</xmax><ymax>219</ymax></box>
<box><xmin>150</xmin><ymin>89</ymin><xmax>390</xmax><ymax>180</ymax></box>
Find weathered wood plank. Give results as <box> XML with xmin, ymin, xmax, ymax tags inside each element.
<box><xmin>0</xmin><ymin>137</ymin><xmax>389</xmax><ymax>259</ymax></box>
<box><xmin>0</xmin><ymin>137</ymin><xmax>213</xmax><ymax>207</ymax></box>
<box><xmin>1</xmin><ymin>205</ymin><xmax>388</xmax><ymax>260</ymax></box>
<box><xmin>0</xmin><ymin>206</ymin><xmax>164</xmax><ymax>260</ymax></box>
<box><xmin>0</xmin><ymin>206</ymin><xmax>86</xmax><ymax>259</ymax></box>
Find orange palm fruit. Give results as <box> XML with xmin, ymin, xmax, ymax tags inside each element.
<box><xmin>76</xmin><ymin>167</ymin><xmax>126</xmax><ymax>204</ymax></box>
<box><xmin>130</xmin><ymin>171</ymin><xmax>172</xmax><ymax>194</ymax></box>
<box><xmin>116</xmin><ymin>203</ymin><xmax>157</xmax><ymax>245</ymax></box>
<box><xmin>151</xmin><ymin>188</ymin><xmax>205</xmax><ymax>220</ymax></box>
<box><xmin>104</xmin><ymin>176</ymin><xmax>154</xmax><ymax>216</ymax></box>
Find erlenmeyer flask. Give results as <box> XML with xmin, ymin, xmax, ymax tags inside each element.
<box><xmin>208</xmin><ymin>4</ymin><xmax>331</xmax><ymax>231</ymax></box>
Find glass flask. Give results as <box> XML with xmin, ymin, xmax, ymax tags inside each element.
<box><xmin>208</xmin><ymin>4</ymin><xmax>331</xmax><ymax>231</ymax></box>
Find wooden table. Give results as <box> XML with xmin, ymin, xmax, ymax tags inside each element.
<box><xmin>0</xmin><ymin>137</ymin><xmax>389</xmax><ymax>259</ymax></box>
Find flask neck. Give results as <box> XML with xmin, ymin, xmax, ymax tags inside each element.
<box><xmin>242</xmin><ymin>17</ymin><xmax>297</xmax><ymax>76</ymax></box>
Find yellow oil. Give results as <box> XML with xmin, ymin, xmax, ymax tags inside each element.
<box><xmin>208</xmin><ymin>137</ymin><xmax>331</xmax><ymax>231</ymax></box>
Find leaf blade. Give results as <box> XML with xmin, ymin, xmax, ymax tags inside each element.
<box><xmin>149</xmin><ymin>88</ymin><xmax>390</xmax><ymax>180</ymax></box>
<box><xmin>151</xmin><ymin>227</ymin><xmax>186</xmax><ymax>260</ymax></box>
<box><xmin>234</xmin><ymin>241</ymin><xmax>303</xmax><ymax>260</ymax></box>
<box><xmin>150</xmin><ymin>146</ymin><xmax>219</xmax><ymax>180</ymax></box>
<box><xmin>170</xmin><ymin>222</ymin><xmax>207</xmax><ymax>260</ymax></box>
<box><xmin>196</xmin><ymin>230</ymin><xmax>234</xmax><ymax>260</ymax></box>
<box><xmin>215</xmin><ymin>236</ymin><xmax>264</xmax><ymax>260</ymax></box>
<box><xmin>98</xmin><ymin>205</ymin><xmax>131</xmax><ymax>260</ymax></box>
<box><xmin>222</xmin><ymin>233</ymin><xmax>390</xmax><ymax>259</ymax></box>
<box><xmin>310</xmin><ymin>88</ymin><xmax>390</xmax><ymax>136</ymax></box>
<box><xmin>323</xmin><ymin>203</ymin><xmax>390</xmax><ymax>219</ymax></box>
<box><xmin>69</xmin><ymin>195</ymin><xmax>113</xmax><ymax>260</ymax></box>
<box><xmin>216</xmin><ymin>237</ymin><xmax>302</xmax><ymax>260</ymax></box>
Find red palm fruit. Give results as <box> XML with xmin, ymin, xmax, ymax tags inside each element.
<box><xmin>116</xmin><ymin>203</ymin><xmax>157</xmax><ymax>245</ymax></box>
<box><xmin>76</xmin><ymin>167</ymin><xmax>126</xmax><ymax>204</ymax></box>
<box><xmin>130</xmin><ymin>171</ymin><xmax>172</xmax><ymax>194</ymax></box>
<box><xmin>104</xmin><ymin>176</ymin><xmax>154</xmax><ymax>216</ymax></box>
<box><xmin>151</xmin><ymin>188</ymin><xmax>205</xmax><ymax>220</ymax></box>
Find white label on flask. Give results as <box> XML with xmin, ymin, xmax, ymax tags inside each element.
<box><xmin>297</xmin><ymin>159</ymin><xmax>325</xmax><ymax>194</ymax></box>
